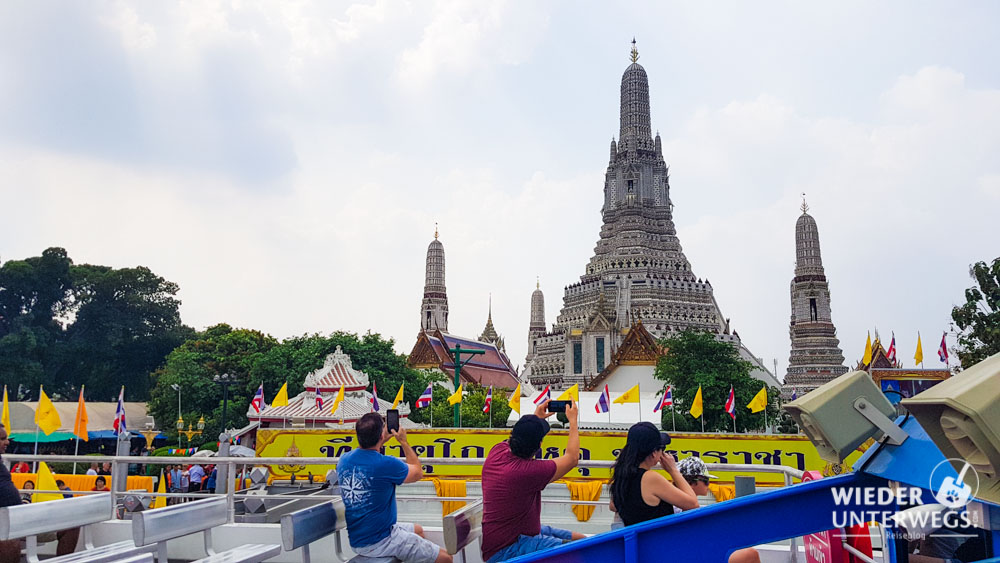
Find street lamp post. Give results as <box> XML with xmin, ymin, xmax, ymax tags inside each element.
<box><xmin>179</xmin><ymin>417</ymin><xmax>206</xmax><ymax>446</ymax></box>
<box><xmin>213</xmin><ymin>373</ymin><xmax>238</xmax><ymax>437</ymax></box>
<box><xmin>170</xmin><ymin>384</ymin><xmax>182</xmax><ymax>448</ymax></box>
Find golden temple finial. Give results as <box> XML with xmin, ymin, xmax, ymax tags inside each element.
<box><xmin>536</xmin><ymin>276</ymin><xmax>540</xmax><ymax>290</ymax></box>
<box><xmin>630</xmin><ymin>38</ymin><xmax>639</xmax><ymax>63</ymax></box>
<box><xmin>434</xmin><ymin>222</ymin><xmax>439</xmax><ymax>239</ymax></box>
<box><xmin>800</xmin><ymin>193</ymin><xmax>809</xmax><ymax>214</ymax></box>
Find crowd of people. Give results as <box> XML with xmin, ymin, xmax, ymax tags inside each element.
<box><xmin>335</xmin><ymin>400</ymin><xmax>762</xmax><ymax>563</ymax></box>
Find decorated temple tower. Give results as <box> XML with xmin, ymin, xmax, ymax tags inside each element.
<box><xmin>524</xmin><ymin>41</ymin><xmax>776</xmax><ymax>389</ymax></box>
<box><xmin>782</xmin><ymin>200</ymin><xmax>848</xmax><ymax>398</ymax></box>
<box><xmin>420</xmin><ymin>226</ymin><xmax>449</xmax><ymax>332</ymax></box>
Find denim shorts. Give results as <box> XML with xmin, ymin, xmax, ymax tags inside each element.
<box><xmin>487</xmin><ymin>525</ymin><xmax>573</xmax><ymax>562</ymax></box>
<box><xmin>353</xmin><ymin>522</ymin><xmax>439</xmax><ymax>563</ymax></box>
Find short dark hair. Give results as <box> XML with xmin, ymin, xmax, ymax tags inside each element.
<box><xmin>56</xmin><ymin>480</ymin><xmax>66</xmax><ymax>487</ymax></box>
<box><xmin>95</xmin><ymin>476</ymin><xmax>106</xmax><ymax>485</ymax></box>
<box><xmin>356</xmin><ymin>412</ymin><xmax>384</xmax><ymax>449</ymax></box>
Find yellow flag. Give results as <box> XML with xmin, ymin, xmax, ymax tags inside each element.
<box><xmin>447</xmin><ymin>385</ymin><xmax>463</xmax><ymax>405</ymax></box>
<box><xmin>863</xmin><ymin>332</ymin><xmax>873</xmax><ymax>366</ymax></box>
<box><xmin>35</xmin><ymin>386</ymin><xmax>62</xmax><ymax>435</ymax></box>
<box><xmin>272</xmin><ymin>382</ymin><xmax>289</xmax><ymax>407</ymax></box>
<box><xmin>151</xmin><ymin>470</ymin><xmax>167</xmax><ymax>509</ymax></box>
<box><xmin>556</xmin><ymin>384</ymin><xmax>579</xmax><ymax>402</ymax></box>
<box><xmin>32</xmin><ymin>462</ymin><xmax>63</xmax><ymax>503</ymax></box>
<box><xmin>330</xmin><ymin>385</ymin><xmax>345</xmax><ymax>414</ymax></box>
<box><xmin>914</xmin><ymin>333</ymin><xmax>924</xmax><ymax>365</ymax></box>
<box><xmin>613</xmin><ymin>384</ymin><xmax>640</xmax><ymax>404</ymax></box>
<box><xmin>1</xmin><ymin>386</ymin><xmax>10</xmax><ymax>433</ymax></box>
<box><xmin>746</xmin><ymin>386</ymin><xmax>767</xmax><ymax>413</ymax></box>
<box><xmin>391</xmin><ymin>383</ymin><xmax>405</xmax><ymax>409</ymax></box>
<box><xmin>689</xmin><ymin>386</ymin><xmax>704</xmax><ymax>419</ymax></box>
<box><xmin>507</xmin><ymin>384</ymin><xmax>521</xmax><ymax>414</ymax></box>
<box><xmin>73</xmin><ymin>387</ymin><xmax>88</xmax><ymax>441</ymax></box>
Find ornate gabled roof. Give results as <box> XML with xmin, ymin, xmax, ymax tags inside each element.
<box><xmin>408</xmin><ymin>329</ymin><xmax>520</xmax><ymax>389</ymax></box>
<box><xmin>855</xmin><ymin>339</ymin><xmax>898</xmax><ymax>371</ymax></box>
<box><xmin>256</xmin><ymin>389</ymin><xmax>408</xmax><ymax>424</ymax></box>
<box><xmin>584</xmin><ymin>319</ymin><xmax>666</xmax><ymax>391</ymax></box>
<box><xmin>304</xmin><ymin>345</ymin><xmax>370</xmax><ymax>391</ymax></box>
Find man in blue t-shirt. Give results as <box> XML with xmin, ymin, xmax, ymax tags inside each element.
<box><xmin>337</xmin><ymin>412</ymin><xmax>451</xmax><ymax>563</ymax></box>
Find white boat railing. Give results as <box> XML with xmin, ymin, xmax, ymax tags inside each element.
<box><xmin>4</xmin><ymin>452</ymin><xmax>805</xmax><ymax>518</ymax></box>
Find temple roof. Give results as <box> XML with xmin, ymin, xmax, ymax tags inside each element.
<box><xmin>409</xmin><ymin>329</ymin><xmax>520</xmax><ymax>389</ymax></box>
<box><xmin>585</xmin><ymin>319</ymin><xmax>666</xmax><ymax>391</ymax></box>
<box><xmin>303</xmin><ymin>346</ymin><xmax>370</xmax><ymax>391</ymax></box>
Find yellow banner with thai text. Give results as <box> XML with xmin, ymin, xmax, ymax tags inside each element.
<box><xmin>255</xmin><ymin>429</ymin><xmax>863</xmax><ymax>484</ymax></box>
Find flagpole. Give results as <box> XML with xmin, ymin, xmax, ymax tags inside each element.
<box><xmin>671</xmin><ymin>405</ymin><xmax>675</xmax><ymax>432</ymax></box>
<box><xmin>33</xmin><ymin>424</ymin><xmax>40</xmax><ymax>472</ymax></box>
<box><xmin>700</xmin><ymin>415</ymin><xmax>704</xmax><ymax>433</ymax></box>
<box><xmin>73</xmin><ymin>437</ymin><xmax>80</xmax><ymax>474</ymax></box>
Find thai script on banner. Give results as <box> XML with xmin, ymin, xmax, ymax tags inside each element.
<box><xmin>256</xmin><ymin>429</ymin><xmax>862</xmax><ymax>483</ymax></box>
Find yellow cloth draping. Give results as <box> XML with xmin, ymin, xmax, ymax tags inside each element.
<box><xmin>11</xmin><ymin>473</ymin><xmax>154</xmax><ymax>493</ymax></box>
<box><xmin>432</xmin><ymin>478</ymin><xmax>467</xmax><ymax>516</ymax></box>
<box><xmin>708</xmin><ymin>483</ymin><xmax>735</xmax><ymax>502</ymax></box>
<box><xmin>565</xmin><ymin>480</ymin><xmax>604</xmax><ymax>522</ymax></box>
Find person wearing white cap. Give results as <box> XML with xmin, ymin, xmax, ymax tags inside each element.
<box><xmin>677</xmin><ymin>456</ymin><xmax>761</xmax><ymax>563</ymax></box>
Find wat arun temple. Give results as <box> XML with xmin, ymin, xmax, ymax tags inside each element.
<box><xmin>409</xmin><ymin>42</ymin><xmax>850</xmax><ymax>397</ymax></box>
<box><xmin>521</xmin><ymin>43</ymin><xmax>780</xmax><ymax>390</ymax></box>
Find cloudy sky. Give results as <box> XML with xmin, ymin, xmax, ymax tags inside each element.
<box><xmin>2</xmin><ymin>1</ymin><xmax>998</xmax><ymax>380</ymax></box>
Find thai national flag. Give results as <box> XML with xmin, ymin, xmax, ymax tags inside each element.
<box><xmin>250</xmin><ymin>383</ymin><xmax>264</xmax><ymax>413</ymax></box>
<box><xmin>416</xmin><ymin>384</ymin><xmax>433</xmax><ymax>408</ymax></box>
<box><xmin>113</xmin><ymin>387</ymin><xmax>127</xmax><ymax>436</ymax></box>
<box><xmin>886</xmin><ymin>334</ymin><xmax>897</xmax><ymax>364</ymax></box>
<box><xmin>532</xmin><ymin>385</ymin><xmax>551</xmax><ymax>405</ymax></box>
<box><xmin>724</xmin><ymin>385</ymin><xmax>736</xmax><ymax>420</ymax></box>
<box><xmin>483</xmin><ymin>386</ymin><xmax>492</xmax><ymax>414</ymax></box>
<box><xmin>371</xmin><ymin>380</ymin><xmax>380</xmax><ymax>412</ymax></box>
<box><xmin>938</xmin><ymin>332</ymin><xmax>949</xmax><ymax>365</ymax></box>
<box><xmin>653</xmin><ymin>385</ymin><xmax>673</xmax><ymax>413</ymax></box>
<box><xmin>314</xmin><ymin>393</ymin><xmax>324</xmax><ymax>410</ymax></box>
<box><xmin>595</xmin><ymin>385</ymin><xmax>610</xmax><ymax>413</ymax></box>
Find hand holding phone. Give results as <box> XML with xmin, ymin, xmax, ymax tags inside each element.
<box><xmin>547</xmin><ymin>400</ymin><xmax>570</xmax><ymax>413</ymax></box>
<box><xmin>386</xmin><ymin>409</ymin><xmax>400</xmax><ymax>433</ymax></box>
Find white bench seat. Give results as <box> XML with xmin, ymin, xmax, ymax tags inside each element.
<box><xmin>133</xmin><ymin>497</ymin><xmax>280</xmax><ymax>563</ymax></box>
<box><xmin>0</xmin><ymin>493</ymin><xmax>155</xmax><ymax>563</ymax></box>
<box><xmin>191</xmin><ymin>543</ymin><xmax>282</xmax><ymax>563</ymax></box>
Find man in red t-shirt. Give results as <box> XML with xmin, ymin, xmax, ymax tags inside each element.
<box><xmin>480</xmin><ymin>399</ymin><xmax>585</xmax><ymax>562</ymax></box>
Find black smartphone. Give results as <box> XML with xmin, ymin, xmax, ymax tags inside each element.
<box><xmin>386</xmin><ymin>409</ymin><xmax>400</xmax><ymax>433</ymax></box>
<box><xmin>547</xmin><ymin>400</ymin><xmax>570</xmax><ymax>413</ymax></box>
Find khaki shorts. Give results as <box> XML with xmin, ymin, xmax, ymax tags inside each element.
<box><xmin>354</xmin><ymin>522</ymin><xmax>439</xmax><ymax>563</ymax></box>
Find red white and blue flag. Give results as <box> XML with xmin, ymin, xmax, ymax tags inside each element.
<box><xmin>113</xmin><ymin>387</ymin><xmax>127</xmax><ymax>435</ymax></box>
<box><xmin>886</xmin><ymin>334</ymin><xmax>897</xmax><ymax>364</ymax></box>
<box><xmin>416</xmin><ymin>384</ymin><xmax>433</xmax><ymax>408</ymax></box>
<box><xmin>314</xmin><ymin>393</ymin><xmax>324</xmax><ymax>410</ymax></box>
<box><xmin>595</xmin><ymin>385</ymin><xmax>611</xmax><ymax>414</ymax></box>
<box><xmin>483</xmin><ymin>386</ymin><xmax>492</xmax><ymax>414</ymax></box>
<box><xmin>724</xmin><ymin>385</ymin><xmax>736</xmax><ymax>420</ymax></box>
<box><xmin>371</xmin><ymin>380</ymin><xmax>380</xmax><ymax>412</ymax></box>
<box><xmin>250</xmin><ymin>383</ymin><xmax>265</xmax><ymax>413</ymax></box>
<box><xmin>533</xmin><ymin>385</ymin><xmax>551</xmax><ymax>405</ymax></box>
<box><xmin>654</xmin><ymin>385</ymin><xmax>673</xmax><ymax>413</ymax></box>
<box><xmin>938</xmin><ymin>332</ymin><xmax>949</xmax><ymax>365</ymax></box>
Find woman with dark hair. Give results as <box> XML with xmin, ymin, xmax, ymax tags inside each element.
<box><xmin>609</xmin><ymin>422</ymin><xmax>698</xmax><ymax>526</ymax></box>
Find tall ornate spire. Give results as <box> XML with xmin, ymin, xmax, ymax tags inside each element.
<box><xmin>420</xmin><ymin>227</ymin><xmax>448</xmax><ymax>332</ymax></box>
<box><xmin>619</xmin><ymin>39</ymin><xmax>652</xmax><ymax>151</ymax></box>
<box><xmin>479</xmin><ymin>294</ymin><xmax>503</xmax><ymax>350</ymax></box>
<box><xmin>784</xmin><ymin>203</ymin><xmax>847</xmax><ymax>398</ymax></box>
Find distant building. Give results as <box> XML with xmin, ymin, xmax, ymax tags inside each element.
<box><xmin>782</xmin><ymin>200</ymin><xmax>848</xmax><ymax>399</ymax></box>
<box><xmin>407</xmin><ymin>229</ymin><xmax>521</xmax><ymax>391</ymax></box>
<box><xmin>523</xmin><ymin>41</ymin><xmax>777</xmax><ymax>392</ymax></box>
<box><xmin>250</xmin><ymin>346</ymin><xmax>412</xmax><ymax>430</ymax></box>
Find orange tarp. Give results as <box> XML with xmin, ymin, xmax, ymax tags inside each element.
<box><xmin>565</xmin><ymin>480</ymin><xmax>604</xmax><ymax>522</ymax></box>
<box><xmin>11</xmin><ymin>473</ymin><xmax>154</xmax><ymax>493</ymax></box>
<box><xmin>432</xmin><ymin>478</ymin><xmax>467</xmax><ymax>516</ymax></box>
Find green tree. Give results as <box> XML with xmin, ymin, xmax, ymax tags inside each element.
<box><xmin>428</xmin><ymin>383</ymin><xmax>513</xmax><ymax>428</ymax></box>
<box><xmin>147</xmin><ymin>325</ymin><xmax>279</xmax><ymax>443</ymax></box>
<box><xmin>951</xmin><ymin>257</ymin><xmax>1000</xmax><ymax>369</ymax></box>
<box><xmin>654</xmin><ymin>329</ymin><xmax>779</xmax><ymax>433</ymax></box>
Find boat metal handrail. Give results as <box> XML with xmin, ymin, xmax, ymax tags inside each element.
<box><xmin>4</xmin><ymin>453</ymin><xmax>805</xmax><ymax>522</ymax></box>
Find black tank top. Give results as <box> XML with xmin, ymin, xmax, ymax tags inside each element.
<box><xmin>619</xmin><ymin>468</ymin><xmax>675</xmax><ymax>526</ymax></box>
